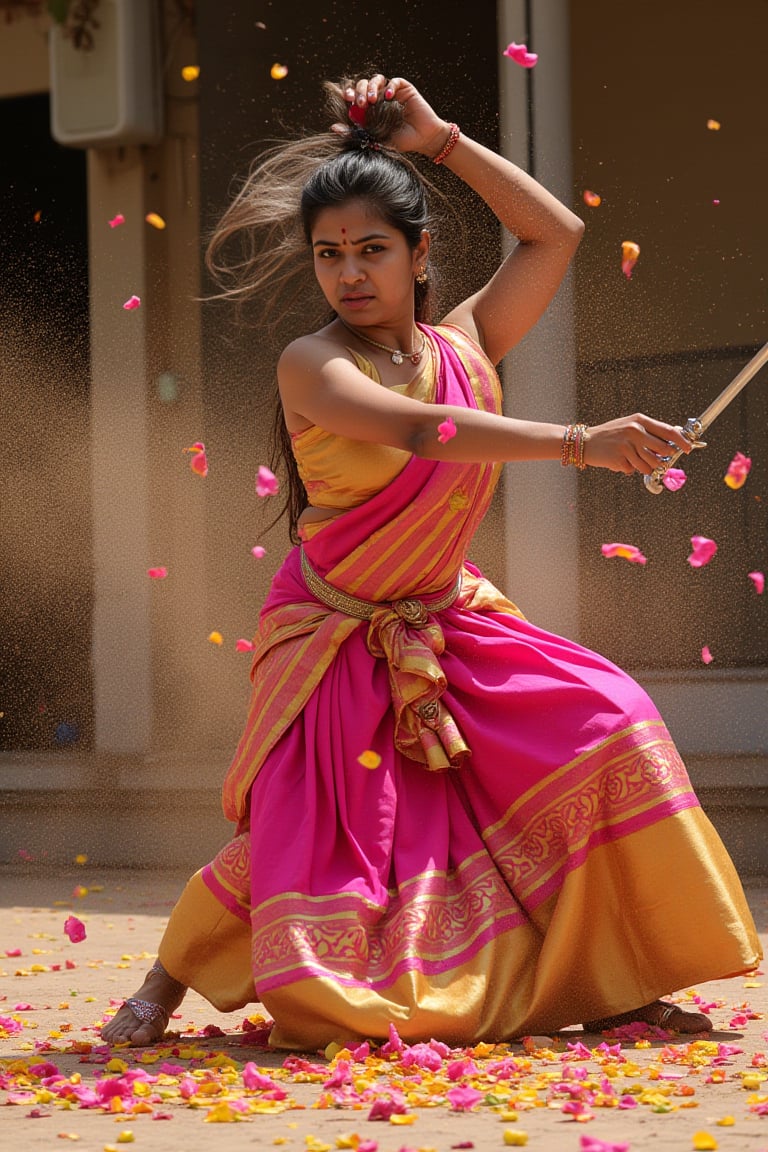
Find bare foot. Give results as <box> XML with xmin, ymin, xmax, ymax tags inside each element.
<box><xmin>101</xmin><ymin>962</ymin><xmax>187</xmax><ymax>1047</ymax></box>
<box><xmin>584</xmin><ymin>999</ymin><xmax>713</xmax><ymax>1035</ymax></box>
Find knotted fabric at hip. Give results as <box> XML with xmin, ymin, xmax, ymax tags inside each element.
<box><xmin>301</xmin><ymin>549</ymin><xmax>470</xmax><ymax>770</ymax></box>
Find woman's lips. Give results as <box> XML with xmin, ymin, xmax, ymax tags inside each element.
<box><xmin>340</xmin><ymin>295</ymin><xmax>373</xmax><ymax>309</ymax></box>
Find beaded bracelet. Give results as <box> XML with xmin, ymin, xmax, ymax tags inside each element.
<box><xmin>433</xmin><ymin>122</ymin><xmax>461</xmax><ymax>165</ymax></box>
<box><xmin>561</xmin><ymin>424</ymin><xmax>589</xmax><ymax>470</ymax></box>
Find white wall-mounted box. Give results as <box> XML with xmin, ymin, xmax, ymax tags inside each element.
<box><xmin>50</xmin><ymin>0</ymin><xmax>163</xmax><ymax>148</ymax></box>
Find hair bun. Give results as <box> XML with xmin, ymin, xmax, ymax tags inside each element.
<box><xmin>323</xmin><ymin>77</ymin><xmax>404</xmax><ymax>152</ymax></box>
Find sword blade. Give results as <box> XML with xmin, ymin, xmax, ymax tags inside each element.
<box><xmin>696</xmin><ymin>339</ymin><xmax>768</xmax><ymax>433</ymax></box>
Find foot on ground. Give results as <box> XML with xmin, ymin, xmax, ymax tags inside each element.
<box><xmin>584</xmin><ymin>999</ymin><xmax>713</xmax><ymax>1035</ymax></box>
<box><xmin>100</xmin><ymin>962</ymin><xmax>187</xmax><ymax>1047</ymax></box>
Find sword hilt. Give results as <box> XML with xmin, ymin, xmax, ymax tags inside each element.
<box><xmin>643</xmin><ymin>419</ymin><xmax>707</xmax><ymax>494</ymax></box>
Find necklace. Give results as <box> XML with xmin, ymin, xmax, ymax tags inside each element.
<box><xmin>338</xmin><ymin>317</ymin><xmax>426</xmax><ymax>366</ymax></box>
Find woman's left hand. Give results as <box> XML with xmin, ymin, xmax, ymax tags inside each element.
<box><xmin>344</xmin><ymin>74</ymin><xmax>450</xmax><ymax>158</ymax></box>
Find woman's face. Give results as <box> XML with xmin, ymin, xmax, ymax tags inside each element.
<box><xmin>310</xmin><ymin>199</ymin><xmax>428</xmax><ymax>325</ymax></box>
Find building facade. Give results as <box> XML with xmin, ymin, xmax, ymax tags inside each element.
<box><xmin>1</xmin><ymin>0</ymin><xmax>766</xmax><ymax>872</ymax></box>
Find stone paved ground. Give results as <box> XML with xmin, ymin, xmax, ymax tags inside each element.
<box><xmin>1</xmin><ymin>866</ymin><xmax>766</xmax><ymax>1152</ymax></box>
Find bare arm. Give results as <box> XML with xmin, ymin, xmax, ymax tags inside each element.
<box><xmin>347</xmin><ymin>75</ymin><xmax>584</xmax><ymax>365</ymax></box>
<box><xmin>278</xmin><ymin>338</ymin><xmax>692</xmax><ymax>475</ymax></box>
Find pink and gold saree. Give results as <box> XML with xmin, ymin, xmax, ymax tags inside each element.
<box><xmin>160</xmin><ymin>324</ymin><xmax>760</xmax><ymax>1049</ymax></box>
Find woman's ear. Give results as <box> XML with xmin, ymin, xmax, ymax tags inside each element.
<box><xmin>414</xmin><ymin>228</ymin><xmax>431</xmax><ymax>268</ymax></box>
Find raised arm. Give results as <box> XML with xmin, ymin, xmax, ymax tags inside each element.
<box><xmin>345</xmin><ymin>75</ymin><xmax>584</xmax><ymax>366</ymax></box>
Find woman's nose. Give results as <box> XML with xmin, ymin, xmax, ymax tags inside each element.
<box><xmin>339</xmin><ymin>258</ymin><xmax>364</xmax><ymax>284</ymax></box>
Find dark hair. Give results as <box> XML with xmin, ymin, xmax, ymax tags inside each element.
<box><xmin>206</xmin><ymin>77</ymin><xmax>438</xmax><ymax>544</ymax></box>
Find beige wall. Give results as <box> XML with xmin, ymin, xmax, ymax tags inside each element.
<box><xmin>0</xmin><ymin>14</ymin><xmax>49</xmax><ymax>95</ymax></box>
<box><xmin>572</xmin><ymin>0</ymin><xmax>767</xmax><ymax>361</ymax></box>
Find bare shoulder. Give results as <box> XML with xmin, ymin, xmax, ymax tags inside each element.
<box><xmin>278</xmin><ymin>328</ymin><xmax>347</xmax><ymax>381</ymax></box>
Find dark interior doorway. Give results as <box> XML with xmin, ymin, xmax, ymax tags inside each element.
<box><xmin>0</xmin><ymin>91</ymin><xmax>93</xmax><ymax>751</ymax></box>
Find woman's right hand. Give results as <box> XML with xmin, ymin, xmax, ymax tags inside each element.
<box><xmin>584</xmin><ymin>414</ymin><xmax>693</xmax><ymax>475</ymax></box>
<box><xmin>343</xmin><ymin>75</ymin><xmax>450</xmax><ymax>158</ymax></box>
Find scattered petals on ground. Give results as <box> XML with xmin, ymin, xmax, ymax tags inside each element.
<box><xmin>601</xmin><ymin>543</ymin><xmax>648</xmax><ymax>565</ymax></box>
<box><xmin>724</xmin><ymin>451</ymin><xmax>752</xmax><ymax>489</ymax></box>
<box><xmin>687</xmin><ymin>536</ymin><xmax>718</xmax><ymax>568</ymax></box>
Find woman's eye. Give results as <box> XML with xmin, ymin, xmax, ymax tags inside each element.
<box><xmin>363</xmin><ymin>244</ymin><xmax>384</xmax><ymax>254</ymax></box>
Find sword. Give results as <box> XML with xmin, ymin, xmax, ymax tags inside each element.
<box><xmin>644</xmin><ymin>340</ymin><xmax>768</xmax><ymax>493</ymax></box>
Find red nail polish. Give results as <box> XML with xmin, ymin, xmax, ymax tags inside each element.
<box><xmin>384</xmin><ymin>88</ymin><xmax>394</xmax><ymax>100</ymax></box>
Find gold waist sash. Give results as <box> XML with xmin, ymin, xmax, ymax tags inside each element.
<box><xmin>300</xmin><ymin>548</ymin><xmax>461</xmax><ymax>625</ymax></box>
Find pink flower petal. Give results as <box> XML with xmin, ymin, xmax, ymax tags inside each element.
<box><xmin>687</xmin><ymin>535</ymin><xmax>717</xmax><ymax>568</ymax></box>
<box><xmin>503</xmin><ymin>41</ymin><xmax>538</xmax><ymax>67</ymax></box>
<box><xmin>601</xmin><ymin>542</ymin><xmax>648</xmax><ymax>565</ymax></box>
<box><xmin>437</xmin><ymin>416</ymin><xmax>457</xmax><ymax>444</ymax></box>
<box><xmin>183</xmin><ymin>441</ymin><xmax>208</xmax><ymax>477</ymax></box>
<box><xmin>63</xmin><ymin>915</ymin><xmax>86</xmax><ymax>943</ymax></box>
<box><xmin>579</xmin><ymin>1138</ymin><xmax>631</xmax><ymax>1152</ymax></box>
<box><xmin>446</xmin><ymin>1085</ymin><xmax>484</xmax><ymax>1111</ymax></box>
<box><xmin>701</xmin><ymin>645</ymin><xmax>714</xmax><ymax>664</ymax></box>
<box><xmin>255</xmin><ymin>465</ymin><xmax>279</xmax><ymax>498</ymax></box>
<box><xmin>108</xmin><ymin>214</ymin><xmax>125</xmax><ymax>228</ymax></box>
<box><xmin>724</xmin><ymin>451</ymin><xmax>752</xmax><ymax>490</ymax></box>
<box><xmin>147</xmin><ymin>567</ymin><xmax>168</xmax><ymax>579</ymax></box>
<box><xmin>748</xmin><ymin>571</ymin><xmax>764</xmax><ymax>594</ymax></box>
<box><xmin>122</xmin><ymin>295</ymin><xmax>141</xmax><ymax>311</ymax></box>
<box><xmin>662</xmin><ymin>467</ymin><xmax>687</xmax><ymax>491</ymax></box>
<box><xmin>235</xmin><ymin>639</ymin><xmax>255</xmax><ymax>652</ymax></box>
<box><xmin>250</xmin><ymin>545</ymin><xmax>266</xmax><ymax>559</ymax></box>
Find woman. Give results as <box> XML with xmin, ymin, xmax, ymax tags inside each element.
<box><xmin>102</xmin><ymin>74</ymin><xmax>760</xmax><ymax>1049</ymax></box>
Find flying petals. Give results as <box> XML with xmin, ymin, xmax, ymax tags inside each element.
<box><xmin>748</xmin><ymin>571</ymin><xmax>764</xmax><ymax>594</ymax></box>
<box><xmin>251</xmin><ymin>545</ymin><xmax>266</xmax><ymax>559</ymax></box>
<box><xmin>63</xmin><ymin>916</ymin><xmax>86</xmax><ymax>943</ymax></box>
<box><xmin>701</xmin><ymin>645</ymin><xmax>714</xmax><ymax>664</ymax></box>
<box><xmin>208</xmin><ymin>631</ymin><xmax>224</xmax><ymax>646</ymax></box>
<box><xmin>145</xmin><ymin>212</ymin><xmax>166</xmax><ymax>230</ymax></box>
<box><xmin>437</xmin><ymin>416</ymin><xmax>457</xmax><ymax>443</ymax></box>
<box><xmin>109</xmin><ymin>214</ymin><xmax>125</xmax><ymax>228</ymax></box>
<box><xmin>583</xmin><ymin>190</ymin><xmax>602</xmax><ymax>207</ymax></box>
<box><xmin>601</xmin><ymin>542</ymin><xmax>648</xmax><ymax>565</ymax></box>
<box><xmin>183</xmin><ymin>441</ymin><xmax>208</xmax><ymax>477</ymax></box>
<box><xmin>122</xmin><ymin>295</ymin><xmax>141</xmax><ymax>311</ymax></box>
<box><xmin>74</xmin><ymin>854</ymin><xmax>88</xmax><ymax>865</ymax></box>
<box><xmin>621</xmin><ymin>240</ymin><xmax>640</xmax><ymax>279</ymax></box>
<box><xmin>270</xmin><ymin>63</ymin><xmax>288</xmax><ymax>80</ymax></box>
<box><xmin>707</xmin><ymin>119</ymin><xmax>721</xmax><ymax>130</ymax></box>
<box><xmin>687</xmin><ymin>536</ymin><xmax>717</xmax><ymax>568</ymax></box>
<box><xmin>662</xmin><ymin>468</ymin><xmax>687</xmax><ymax>491</ymax></box>
<box><xmin>503</xmin><ymin>41</ymin><xmax>538</xmax><ymax>67</ymax></box>
<box><xmin>235</xmin><ymin>639</ymin><xmax>255</xmax><ymax>652</ymax></box>
<box><xmin>256</xmin><ymin>465</ymin><xmax>279</xmax><ymax>497</ymax></box>
<box><xmin>357</xmin><ymin>750</ymin><xmax>382</xmax><ymax>770</ymax></box>
<box><xmin>724</xmin><ymin>451</ymin><xmax>752</xmax><ymax>489</ymax></box>
<box><xmin>181</xmin><ymin>65</ymin><xmax>200</xmax><ymax>81</ymax></box>
<box><xmin>147</xmin><ymin>567</ymin><xmax>168</xmax><ymax>579</ymax></box>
